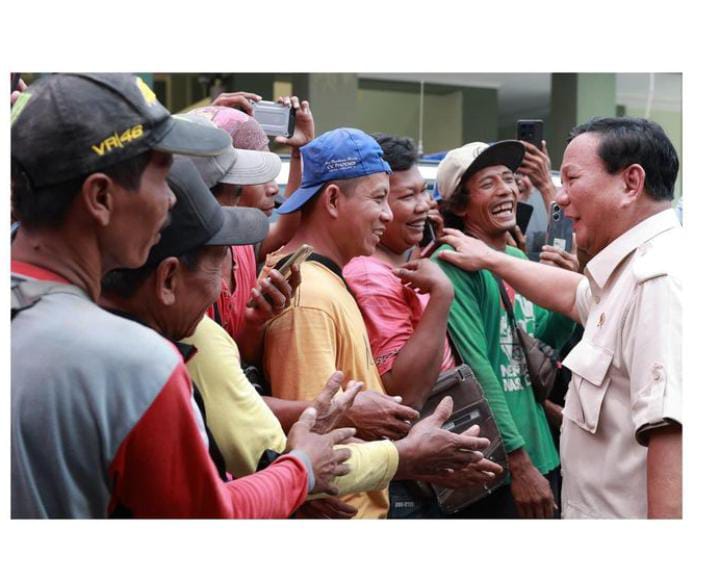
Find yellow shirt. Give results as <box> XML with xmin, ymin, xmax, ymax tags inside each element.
<box><xmin>184</xmin><ymin>315</ymin><xmax>398</xmax><ymax>503</ymax></box>
<box><xmin>264</xmin><ymin>256</ymin><xmax>394</xmax><ymax>518</ymax></box>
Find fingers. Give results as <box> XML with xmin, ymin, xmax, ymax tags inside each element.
<box><xmin>390</xmin><ymin>401</ymin><xmax>420</xmax><ymax>422</ymax></box>
<box><xmin>454</xmin><ymin>433</ymin><xmax>491</xmax><ymax>456</ymax></box>
<box><xmin>475</xmin><ymin>458</ymin><xmax>504</xmax><ymax>476</ymax></box>
<box><xmin>333</xmin><ymin>446</ymin><xmax>352</xmax><ymax>465</ymax></box>
<box><xmin>247</xmin><ymin>287</ymin><xmax>274</xmax><ymax>314</ymax></box>
<box><xmin>296</xmin><ymin>406</ymin><xmax>317</xmax><ymax>431</ymax></box>
<box><xmin>459</xmin><ymin>427</ymin><xmax>488</xmax><ymax>448</ymax></box>
<box><xmin>288</xmin><ymin>264</ymin><xmax>302</xmax><ymax>293</ymax></box>
<box><xmin>339</xmin><ymin>380</ymin><xmax>364</xmax><ymax>410</ymax></box>
<box><xmin>327</xmin><ymin>427</ymin><xmax>356</xmax><ymax>445</ymax></box>
<box><xmin>266</xmin><ymin>269</ymin><xmax>293</xmax><ymax>299</ymax></box>
<box><xmin>327</xmin><ymin>498</ymin><xmax>358</xmax><ymax>518</ymax></box>
<box><xmin>427</xmin><ymin>395</ymin><xmax>454</xmax><ymax>426</ymax></box>
<box><xmin>399</xmin><ymin>259</ymin><xmax>420</xmax><ymax>272</ymax></box>
<box><xmin>315</xmin><ymin>371</ymin><xmax>345</xmax><ymax>406</ymax></box>
<box><xmin>379</xmin><ymin>419</ymin><xmax>414</xmax><ymax>441</ymax></box>
<box><xmin>543</xmin><ymin>496</ymin><xmax>557</xmax><ymax>519</ymax></box>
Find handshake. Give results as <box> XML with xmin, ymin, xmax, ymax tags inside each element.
<box><xmin>285</xmin><ymin>371</ymin><xmax>503</xmax><ymax>499</ymax></box>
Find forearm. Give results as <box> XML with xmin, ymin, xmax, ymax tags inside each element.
<box><xmin>487</xmin><ymin>251</ymin><xmax>582</xmax><ymax>321</ymax></box>
<box><xmin>381</xmin><ymin>294</ymin><xmax>453</xmax><ymax>409</ymax></box>
<box><xmin>263</xmin><ymin>396</ymin><xmax>312</xmax><ymax>434</ymax></box>
<box><xmin>285</xmin><ymin>149</ymin><xmax>302</xmax><ymax>196</ymax></box>
<box><xmin>647</xmin><ymin>425</ymin><xmax>682</xmax><ymax>518</ymax></box>
<box><xmin>259</xmin><ymin>215</ymin><xmax>301</xmax><ymax>262</ymax></box>
<box><xmin>237</xmin><ymin>319</ymin><xmax>265</xmax><ymax>365</ymax></box>
<box><xmin>537</xmin><ymin>181</ymin><xmax>556</xmax><ymax>212</ymax></box>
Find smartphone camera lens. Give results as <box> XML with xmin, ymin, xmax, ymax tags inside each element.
<box><xmin>553</xmin><ymin>213</ymin><xmax>560</xmax><ymax>221</ymax></box>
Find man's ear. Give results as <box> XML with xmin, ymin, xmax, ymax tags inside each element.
<box><xmin>321</xmin><ymin>184</ymin><xmax>342</xmax><ymax>219</ymax></box>
<box><xmin>621</xmin><ymin>164</ymin><xmax>646</xmax><ymax>207</ymax></box>
<box><xmin>154</xmin><ymin>257</ymin><xmax>181</xmax><ymax>306</ymax></box>
<box><xmin>80</xmin><ymin>173</ymin><xmax>115</xmax><ymax>227</ymax></box>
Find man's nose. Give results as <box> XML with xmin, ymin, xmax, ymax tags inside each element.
<box><xmin>555</xmin><ymin>185</ymin><xmax>569</xmax><ymax>208</ymax></box>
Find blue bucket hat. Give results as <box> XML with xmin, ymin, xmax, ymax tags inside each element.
<box><xmin>277</xmin><ymin>127</ymin><xmax>392</xmax><ymax>214</ymax></box>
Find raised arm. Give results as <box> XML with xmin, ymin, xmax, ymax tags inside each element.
<box><xmin>438</xmin><ymin>228</ymin><xmax>583</xmax><ymax>322</ymax></box>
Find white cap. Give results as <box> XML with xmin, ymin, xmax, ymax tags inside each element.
<box><xmin>436</xmin><ymin>140</ymin><xmax>525</xmax><ymax>200</ymax></box>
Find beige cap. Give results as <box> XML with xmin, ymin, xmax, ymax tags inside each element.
<box><xmin>436</xmin><ymin>140</ymin><xmax>525</xmax><ymax>200</ymax></box>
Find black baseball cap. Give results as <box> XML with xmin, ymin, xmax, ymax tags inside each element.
<box><xmin>145</xmin><ymin>159</ymin><xmax>269</xmax><ymax>266</ymax></box>
<box><xmin>10</xmin><ymin>73</ymin><xmax>232</xmax><ymax>189</ymax></box>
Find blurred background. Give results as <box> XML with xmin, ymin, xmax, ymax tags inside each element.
<box><xmin>17</xmin><ymin>72</ymin><xmax>682</xmax><ymax>201</ymax></box>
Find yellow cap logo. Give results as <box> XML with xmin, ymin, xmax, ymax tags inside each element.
<box><xmin>136</xmin><ymin>77</ymin><xmax>157</xmax><ymax>106</ymax></box>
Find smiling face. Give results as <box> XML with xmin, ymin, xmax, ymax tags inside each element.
<box><xmin>556</xmin><ymin>132</ymin><xmax>625</xmax><ymax>257</ymax></box>
<box><xmin>380</xmin><ymin>165</ymin><xmax>430</xmax><ymax>254</ymax></box>
<box><xmin>459</xmin><ymin>164</ymin><xmax>518</xmax><ymax>244</ymax></box>
<box><xmin>336</xmin><ymin>172</ymin><xmax>392</xmax><ymax>262</ymax></box>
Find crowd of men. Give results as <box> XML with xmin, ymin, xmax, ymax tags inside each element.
<box><xmin>10</xmin><ymin>73</ymin><xmax>682</xmax><ymax>519</ymax></box>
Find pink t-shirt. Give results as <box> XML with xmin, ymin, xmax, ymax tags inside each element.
<box><xmin>208</xmin><ymin>245</ymin><xmax>257</xmax><ymax>345</ymax></box>
<box><xmin>344</xmin><ymin>255</ymin><xmax>456</xmax><ymax>376</ymax></box>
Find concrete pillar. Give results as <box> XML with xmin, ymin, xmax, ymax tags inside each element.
<box><xmin>549</xmin><ymin>73</ymin><xmax>616</xmax><ymax>165</ymax></box>
<box><xmin>461</xmin><ymin>87</ymin><xmax>499</xmax><ymax>144</ymax></box>
<box><xmin>307</xmin><ymin>74</ymin><xmax>359</xmax><ymax>134</ymax></box>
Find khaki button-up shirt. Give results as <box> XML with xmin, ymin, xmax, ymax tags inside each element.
<box><xmin>561</xmin><ymin>209</ymin><xmax>682</xmax><ymax>518</ymax></box>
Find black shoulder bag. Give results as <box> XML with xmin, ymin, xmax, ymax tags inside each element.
<box><xmin>493</xmin><ymin>274</ymin><xmax>559</xmax><ymax>403</ymax></box>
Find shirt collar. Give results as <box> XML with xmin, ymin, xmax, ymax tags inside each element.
<box><xmin>585</xmin><ymin>208</ymin><xmax>680</xmax><ymax>289</ymax></box>
<box><xmin>11</xmin><ymin>259</ymin><xmax>71</xmax><ymax>284</ymax></box>
<box><xmin>103</xmin><ymin>307</ymin><xmax>197</xmax><ymax>363</ymax></box>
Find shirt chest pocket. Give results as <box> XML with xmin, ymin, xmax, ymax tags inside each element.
<box><xmin>562</xmin><ymin>340</ymin><xmax>614</xmax><ymax>434</ymax></box>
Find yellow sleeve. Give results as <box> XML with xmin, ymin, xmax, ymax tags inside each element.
<box><xmin>322</xmin><ymin>440</ymin><xmax>399</xmax><ymax>497</ymax></box>
<box><xmin>184</xmin><ymin>316</ymin><xmax>287</xmax><ymax>478</ymax></box>
<box><xmin>264</xmin><ymin>306</ymin><xmax>339</xmax><ymax>401</ymax></box>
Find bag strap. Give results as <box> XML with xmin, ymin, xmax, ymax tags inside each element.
<box><xmin>492</xmin><ymin>272</ymin><xmax>519</xmax><ymax>329</ymax></box>
<box><xmin>491</xmin><ymin>273</ymin><xmax>534</xmax><ymax>366</ymax></box>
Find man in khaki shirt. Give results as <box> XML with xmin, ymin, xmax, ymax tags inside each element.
<box><xmin>436</xmin><ymin>117</ymin><xmax>682</xmax><ymax>518</ymax></box>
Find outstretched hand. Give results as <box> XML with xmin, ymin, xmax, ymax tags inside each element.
<box><xmin>437</xmin><ymin>228</ymin><xmax>501</xmax><ymax>272</ymax></box>
<box><xmin>394</xmin><ymin>396</ymin><xmax>490</xmax><ymax>479</ymax></box>
<box><xmin>341</xmin><ymin>391</ymin><xmax>419</xmax><ymax>441</ymax></box>
<box><xmin>311</xmin><ymin>371</ymin><xmax>364</xmax><ymax>435</ymax></box>
<box><xmin>286</xmin><ymin>406</ymin><xmax>356</xmax><ymax>496</ymax></box>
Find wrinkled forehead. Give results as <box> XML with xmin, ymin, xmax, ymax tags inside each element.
<box><xmin>467</xmin><ymin>163</ymin><xmax>514</xmax><ymax>182</ymax></box>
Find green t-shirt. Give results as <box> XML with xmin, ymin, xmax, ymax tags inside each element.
<box><xmin>433</xmin><ymin>244</ymin><xmax>575</xmax><ymax>475</ymax></box>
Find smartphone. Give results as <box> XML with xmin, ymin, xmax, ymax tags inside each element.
<box><xmin>515</xmin><ymin>201</ymin><xmax>534</xmax><ymax>235</ymax></box>
<box><xmin>247</xmin><ymin>244</ymin><xmax>313</xmax><ymax>309</ymax></box>
<box><xmin>517</xmin><ymin>119</ymin><xmax>544</xmax><ymax>150</ymax></box>
<box><xmin>252</xmin><ymin>100</ymin><xmax>296</xmax><ymax>138</ymax></box>
<box><xmin>546</xmin><ymin>202</ymin><xmax>574</xmax><ymax>252</ymax></box>
<box><xmin>274</xmin><ymin>244</ymin><xmax>313</xmax><ymax>278</ymax></box>
<box><xmin>419</xmin><ymin>219</ymin><xmax>436</xmax><ymax>248</ymax></box>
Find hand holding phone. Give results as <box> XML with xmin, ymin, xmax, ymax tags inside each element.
<box><xmin>517</xmin><ymin>119</ymin><xmax>544</xmax><ymax>150</ymax></box>
<box><xmin>252</xmin><ymin>100</ymin><xmax>296</xmax><ymax>138</ymax></box>
<box><xmin>515</xmin><ymin>201</ymin><xmax>534</xmax><ymax>235</ymax></box>
<box><xmin>545</xmin><ymin>202</ymin><xmax>574</xmax><ymax>252</ymax></box>
<box><xmin>247</xmin><ymin>244</ymin><xmax>312</xmax><ymax>310</ymax></box>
